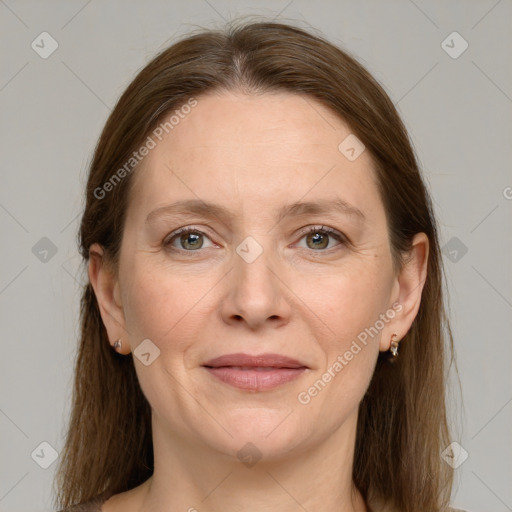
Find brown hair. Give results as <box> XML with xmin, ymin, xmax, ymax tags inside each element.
<box><xmin>54</xmin><ymin>20</ymin><xmax>455</xmax><ymax>512</ymax></box>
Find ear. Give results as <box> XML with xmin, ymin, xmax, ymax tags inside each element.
<box><xmin>379</xmin><ymin>232</ymin><xmax>429</xmax><ymax>352</ymax></box>
<box><xmin>88</xmin><ymin>243</ymin><xmax>130</xmax><ymax>354</ymax></box>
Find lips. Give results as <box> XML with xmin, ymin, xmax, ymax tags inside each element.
<box><xmin>202</xmin><ymin>353</ymin><xmax>308</xmax><ymax>391</ymax></box>
<box><xmin>202</xmin><ymin>353</ymin><xmax>307</xmax><ymax>369</ymax></box>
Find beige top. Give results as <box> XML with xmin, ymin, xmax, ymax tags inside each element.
<box><xmin>58</xmin><ymin>491</ymin><xmax>469</xmax><ymax>512</ymax></box>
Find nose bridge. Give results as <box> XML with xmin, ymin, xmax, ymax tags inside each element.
<box><xmin>234</xmin><ymin>234</ymin><xmax>278</xmax><ymax>302</ymax></box>
<box><xmin>222</xmin><ymin>234</ymin><xmax>289</xmax><ymax>327</ymax></box>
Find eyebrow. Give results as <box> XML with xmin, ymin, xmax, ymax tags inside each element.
<box><xmin>145</xmin><ymin>198</ymin><xmax>366</xmax><ymax>225</ymax></box>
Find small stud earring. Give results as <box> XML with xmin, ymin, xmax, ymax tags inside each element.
<box><xmin>113</xmin><ymin>339</ymin><xmax>122</xmax><ymax>352</ymax></box>
<box><xmin>390</xmin><ymin>333</ymin><xmax>400</xmax><ymax>357</ymax></box>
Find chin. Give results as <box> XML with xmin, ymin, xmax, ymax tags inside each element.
<box><xmin>207</xmin><ymin>411</ymin><xmax>309</xmax><ymax>461</ymax></box>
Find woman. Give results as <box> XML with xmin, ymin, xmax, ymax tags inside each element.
<box><xmin>54</xmin><ymin>20</ymin><xmax>460</xmax><ymax>512</ymax></box>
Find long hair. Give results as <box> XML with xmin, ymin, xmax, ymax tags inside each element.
<box><xmin>54</xmin><ymin>20</ymin><xmax>455</xmax><ymax>512</ymax></box>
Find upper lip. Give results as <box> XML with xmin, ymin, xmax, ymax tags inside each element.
<box><xmin>202</xmin><ymin>353</ymin><xmax>308</xmax><ymax>369</ymax></box>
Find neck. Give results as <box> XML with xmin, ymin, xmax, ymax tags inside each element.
<box><xmin>138</xmin><ymin>409</ymin><xmax>368</xmax><ymax>512</ymax></box>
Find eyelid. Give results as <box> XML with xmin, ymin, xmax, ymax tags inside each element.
<box><xmin>295</xmin><ymin>224</ymin><xmax>343</xmax><ymax>238</ymax></box>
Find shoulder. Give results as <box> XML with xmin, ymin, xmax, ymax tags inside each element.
<box><xmin>56</xmin><ymin>490</ymin><xmax>114</xmax><ymax>512</ymax></box>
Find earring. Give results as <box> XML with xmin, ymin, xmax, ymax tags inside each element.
<box><xmin>113</xmin><ymin>339</ymin><xmax>122</xmax><ymax>352</ymax></box>
<box><xmin>390</xmin><ymin>333</ymin><xmax>400</xmax><ymax>356</ymax></box>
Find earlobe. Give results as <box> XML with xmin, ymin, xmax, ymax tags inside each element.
<box><xmin>380</xmin><ymin>232</ymin><xmax>429</xmax><ymax>352</ymax></box>
<box><xmin>88</xmin><ymin>243</ymin><xmax>128</xmax><ymax>353</ymax></box>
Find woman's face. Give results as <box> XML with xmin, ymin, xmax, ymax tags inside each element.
<box><xmin>95</xmin><ymin>91</ymin><xmax>421</xmax><ymax>460</ymax></box>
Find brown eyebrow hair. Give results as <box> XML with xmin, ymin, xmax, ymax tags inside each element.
<box><xmin>145</xmin><ymin>198</ymin><xmax>366</xmax><ymax>226</ymax></box>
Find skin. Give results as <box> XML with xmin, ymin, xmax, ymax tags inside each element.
<box><xmin>89</xmin><ymin>90</ymin><xmax>428</xmax><ymax>512</ymax></box>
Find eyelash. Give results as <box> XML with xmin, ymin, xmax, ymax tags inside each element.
<box><xmin>163</xmin><ymin>225</ymin><xmax>346</xmax><ymax>253</ymax></box>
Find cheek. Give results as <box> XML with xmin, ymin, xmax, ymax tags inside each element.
<box><xmin>293</xmin><ymin>263</ymin><xmax>390</xmax><ymax>407</ymax></box>
<box><xmin>120</xmin><ymin>258</ymin><xmax>212</xmax><ymax>348</ymax></box>
<box><xmin>296</xmin><ymin>262</ymin><xmax>391</xmax><ymax>346</ymax></box>
<box><xmin>296</xmin><ymin>272</ymin><xmax>386</xmax><ymax>422</ymax></box>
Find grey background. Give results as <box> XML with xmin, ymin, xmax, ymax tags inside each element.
<box><xmin>0</xmin><ymin>1</ymin><xmax>511</xmax><ymax>511</ymax></box>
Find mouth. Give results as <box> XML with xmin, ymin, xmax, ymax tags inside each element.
<box><xmin>202</xmin><ymin>353</ymin><xmax>308</xmax><ymax>391</ymax></box>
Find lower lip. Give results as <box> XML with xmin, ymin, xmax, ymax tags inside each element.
<box><xmin>204</xmin><ymin>367</ymin><xmax>307</xmax><ymax>391</ymax></box>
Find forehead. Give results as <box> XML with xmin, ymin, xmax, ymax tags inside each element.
<box><xmin>155</xmin><ymin>90</ymin><xmax>354</xmax><ymax>152</ymax></box>
<box><xmin>127</xmin><ymin>90</ymin><xmax>383</xmax><ymax>222</ymax></box>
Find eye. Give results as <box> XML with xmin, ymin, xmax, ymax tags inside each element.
<box><xmin>295</xmin><ymin>225</ymin><xmax>346</xmax><ymax>251</ymax></box>
<box><xmin>163</xmin><ymin>226</ymin><xmax>215</xmax><ymax>251</ymax></box>
<box><xmin>163</xmin><ymin>225</ymin><xmax>346</xmax><ymax>253</ymax></box>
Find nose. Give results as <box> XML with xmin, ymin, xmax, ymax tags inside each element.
<box><xmin>220</xmin><ymin>239</ymin><xmax>292</xmax><ymax>330</ymax></box>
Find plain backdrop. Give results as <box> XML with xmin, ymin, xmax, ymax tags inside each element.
<box><xmin>0</xmin><ymin>1</ymin><xmax>511</xmax><ymax>511</ymax></box>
